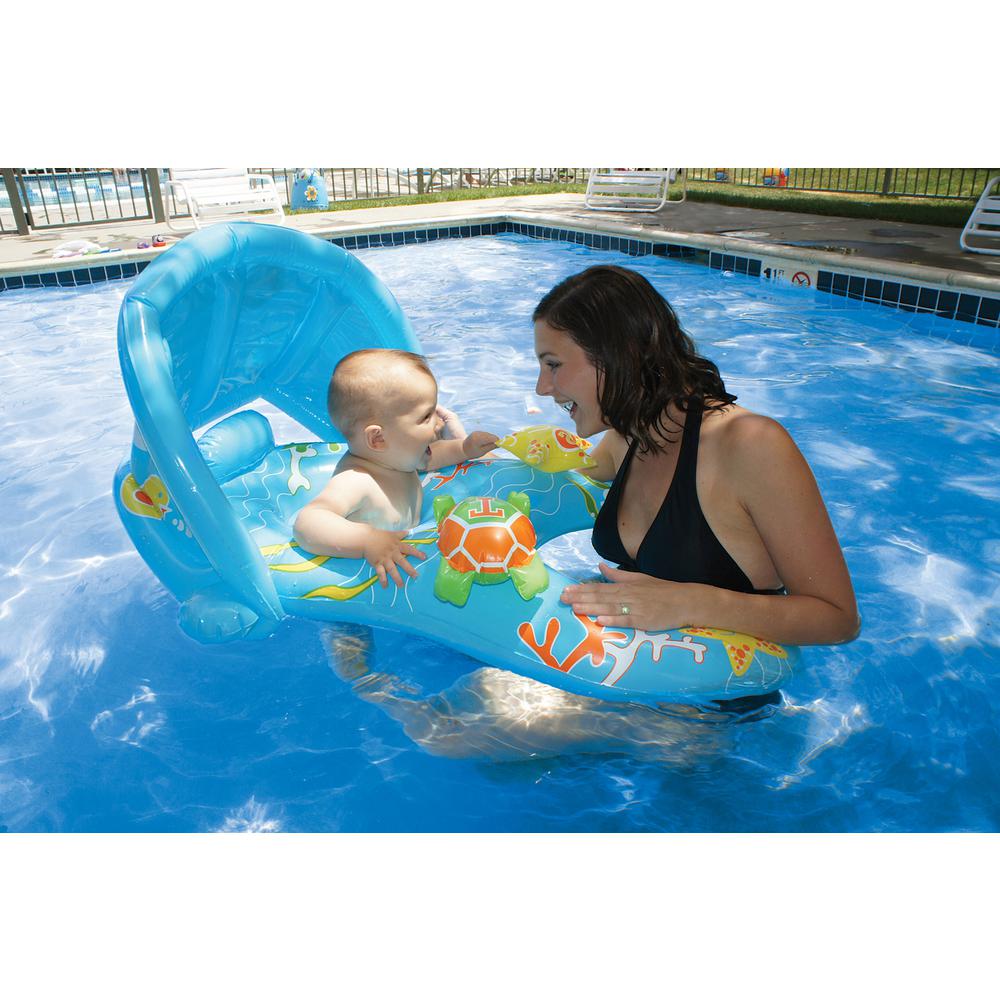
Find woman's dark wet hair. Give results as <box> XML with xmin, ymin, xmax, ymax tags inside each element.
<box><xmin>533</xmin><ymin>265</ymin><xmax>736</xmax><ymax>454</ymax></box>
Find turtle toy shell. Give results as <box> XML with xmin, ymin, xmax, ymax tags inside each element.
<box><xmin>432</xmin><ymin>491</ymin><xmax>549</xmax><ymax>607</ymax></box>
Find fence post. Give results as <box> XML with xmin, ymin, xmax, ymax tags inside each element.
<box><xmin>146</xmin><ymin>168</ymin><xmax>167</xmax><ymax>223</ymax></box>
<box><xmin>2</xmin><ymin>168</ymin><xmax>31</xmax><ymax>234</ymax></box>
<box><xmin>417</xmin><ymin>168</ymin><xmax>425</xmax><ymax>195</ymax></box>
<box><xmin>881</xmin><ymin>168</ymin><xmax>893</xmax><ymax>196</ymax></box>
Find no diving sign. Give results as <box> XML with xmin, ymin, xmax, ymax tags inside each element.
<box><xmin>759</xmin><ymin>258</ymin><xmax>817</xmax><ymax>289</ymax></box>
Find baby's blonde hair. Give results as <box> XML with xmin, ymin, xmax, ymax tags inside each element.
<box><xmin>327</xmin><ymin>349</ymin><xmax>434</xmax><ymax>438</ymax></box>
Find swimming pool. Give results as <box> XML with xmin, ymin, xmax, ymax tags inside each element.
<box><xmin>1</xmin><ymin>231</ymin><xmax>998</xmax><ymax>831</ymax></box>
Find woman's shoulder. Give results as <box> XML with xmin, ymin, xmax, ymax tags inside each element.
<box><xmin>701</xmin><ymin>402</ymin><xmax>799</xmax><ymax>467</ymax></box>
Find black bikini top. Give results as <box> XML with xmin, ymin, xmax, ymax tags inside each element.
<box><xmin>592</xmin><ymin>401</ymin><xmax>784</xmax><ymax>596</ymax></box>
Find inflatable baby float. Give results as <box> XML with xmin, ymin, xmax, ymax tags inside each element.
<box><xmin>113</xmin><ymin>222</ymin><xmax>797</xmax><ymax>705</ymax></box>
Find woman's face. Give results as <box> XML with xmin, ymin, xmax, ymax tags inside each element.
<box><xmin>533</xmin><ymin>319</ymin><xmax>608</xmax><ymax>438</ymax></box>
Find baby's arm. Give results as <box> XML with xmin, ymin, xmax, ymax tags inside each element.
<box><xmin>425</xmin><ymin>405</ymin><xmax>496</xmax><ymax>470</ymax></box>
<box><xmin>435</xmin><ymin>405</ymin><xmax>467</xmax><ymax>441</ymax></box>
<box><xmin>424</xmin><ymin>431</ymin><xmax>498</xmax><ymax>471</ymax></box>
<box><xmin>293</xmin><ymin>472</ymin><xmax>426</xmax><ymax>587</ymax></box>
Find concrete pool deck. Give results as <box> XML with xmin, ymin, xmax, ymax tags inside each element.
<box><xmin>2</xmin><ymin>192</ymin><xmax>999</xmax><ymax>296</ymax></box>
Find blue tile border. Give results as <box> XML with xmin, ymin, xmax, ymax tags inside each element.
<box><xmin>322</xmin><ymin>220</ymin><xmax>702</xmax><ymax>265</ymax></box>
<box><xmin>508</xmin><ymin>220</ymin><xmax>701</xmax><ymax>261</ymax></box>
<box><xmin>709</xmin><ymin>251</ymin><xmax>759</xmax><ymax>276</ymax></box>
<box><xmin>494</xmin><ymin>224</ymin><xmax>998</xmax><ymax>329</ymax></box>
<box><xmin>0</xmin><ymin>257</ymin><xmax>148</xmax><ymax>293</ymax></box>
<box><xmin>2</xmin><ymin>220</ymin><xmax>997</xmax><ymax>331</ymax></box>
<box><xmin>815</xmin><ymin>268</ymin><xmax>1000</xmax><ymax>328</ymax></box>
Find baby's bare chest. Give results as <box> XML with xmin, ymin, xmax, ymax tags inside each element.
<box><xmin>365</xmin><ymin>474</ymin><xmax>423</xmax><ymax>530</ymax></box>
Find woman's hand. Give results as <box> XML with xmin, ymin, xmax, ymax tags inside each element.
<box><xmin>560</xmin><ymin>562</ymin><xmax>698</xmax><ymax>631</ymax></box>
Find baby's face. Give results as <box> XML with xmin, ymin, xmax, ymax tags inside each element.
<box><xmin>381</xmin><ymin>373</ymin><xmax>444</xmax><ymax>472</ymax></box>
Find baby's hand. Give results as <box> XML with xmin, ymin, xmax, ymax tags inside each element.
<box><xmin>436</xmin><ymin>405</ymin><xmax>467</xmax><ymax>441</ymax></box>
<box><xmin>462</xmin><ymin>431</ymin><xmax>499</xmax><ymax>460</ymax></box>
<box><xmin>362</xmin><ymin>529</ymin><xmax>428</xmax><ymax>588</ymax></box>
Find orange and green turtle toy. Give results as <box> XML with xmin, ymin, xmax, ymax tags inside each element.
<box><xmin>432</xmin><ymin>491</ymin><xmax>549</xmax><ymax>608</ymax></box>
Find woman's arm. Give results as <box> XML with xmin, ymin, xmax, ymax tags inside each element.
<box><xmin>562</xmin><ymin>418</ymin><xmax>860</xmax><ymax>646</ymax></box>
<box><xmin>584</xmin><ymin>430</ymin><xmax>626</xmax><ymax>484</ymax></box>
<box><xmin>725</xmin><ymin>416</ymin><xmax>859</xmax><ymax>643</ymax></box>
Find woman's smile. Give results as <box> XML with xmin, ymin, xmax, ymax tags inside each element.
<box><xmin>533</xmin><ymin>319</ymin><xmax>604</xmax><ymax>436</ymax></box>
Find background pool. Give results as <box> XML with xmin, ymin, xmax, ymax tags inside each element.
<box><xmin>1</xmin><ymin>232</ymin><xmax>998</xmax><ymax>832</ymax></box>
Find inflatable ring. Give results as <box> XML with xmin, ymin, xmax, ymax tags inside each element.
<box><xmin>114</xmin><ymin>222</ymin><xmax>798</xmax><ymax>706</ymax></box>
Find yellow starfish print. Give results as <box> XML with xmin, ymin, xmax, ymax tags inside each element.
<box><xmin>680</xmin><ymin>627</ymin><xmax>788</xmax><ymax>676</ymax></box>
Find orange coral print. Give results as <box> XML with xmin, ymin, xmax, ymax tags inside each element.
<box><xmin>518</xmin><ymin>612</ymin><xmax>627</xmax><ymax>673</ymax></box>
<box><xmin>428</xmin><ymin>460</ymin><xmax>493</xmax><ymax>491</ymax></box>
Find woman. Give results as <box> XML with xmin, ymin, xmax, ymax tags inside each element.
<box><xmin>534</xmin><ymin>265</ymin><xmax>859</xmax><ymax>648</ymax></box>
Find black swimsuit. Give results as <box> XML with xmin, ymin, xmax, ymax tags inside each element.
<box><xmin>592</xmin><ymin>400</ymin><xmax>784</xmax><ymax>711</ymax></box>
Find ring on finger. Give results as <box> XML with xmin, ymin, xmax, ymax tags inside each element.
<box><xmin>620</xmin><ymin>603</ymin><xmax>631</xmax><ymax>616</ymax></box>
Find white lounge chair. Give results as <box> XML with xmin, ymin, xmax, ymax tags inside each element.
<box><xmin>164</xmin><ymin>168</ymin><xmax>286</xmax><ymax>231</ymax></box>
<box><xmin>960</xmin><ymin>175</ymin><xmax>1000</xmax><ymax>256</ymax></box>
<box><xmin>585</xmin><ymin>168</ymin><xmax>685</xmax><ymax>212</ymax></box>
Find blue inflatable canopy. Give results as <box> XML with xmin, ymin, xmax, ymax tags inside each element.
<box><xmin>116</xmin><ymin>222</ymin><xmax>420</xmax><ymax>640</ymax></box>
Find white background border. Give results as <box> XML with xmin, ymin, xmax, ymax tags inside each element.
<box><xmin>2</xmin><ymin>2</ymin><xmax>994</xmax><ymax>995</ymax></box>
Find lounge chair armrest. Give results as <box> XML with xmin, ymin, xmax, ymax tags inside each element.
<box><xmin>164</xmin><ymin>178</ymin><xmax>192</xmax><ymax>207</ymax></box>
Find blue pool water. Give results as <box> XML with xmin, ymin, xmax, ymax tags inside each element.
<box><xmin>1</xmin><ymin>233</ymin><xmax>999</xmax><ymax>832</ymax></box>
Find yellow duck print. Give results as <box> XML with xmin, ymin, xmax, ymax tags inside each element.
<box><xmin>120</xmin><ymin>473</ymin><xmax>170</xmax><ymax>520</ymax></box>
<box><xmin>497</xmin><ymin>425</ymin><xmax>597</xmax><ymax>474</ymax></box>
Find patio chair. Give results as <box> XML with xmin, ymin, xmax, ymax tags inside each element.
<box><xmin>164</xmin><ymin>168</ymin><xmax>285</xmax><ymax>231</ymax></box>
<box><xmin>584</xmin><ymin>168</ymin><xmax>685</xmax><ymax>213</ymax></box>
<box><xmin>960</xmin><ymin>175</ymin><xmax>1000</xmax><ymax>256</ymax></box>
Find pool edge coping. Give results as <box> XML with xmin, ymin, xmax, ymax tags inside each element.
<box><xmin>3</xmin><ymin>212</ymin><xmax>998</xmax><ymax>328</ymax></box>
<box><xmin>4</xmin><ymin>211</ymin><xmax>999</xmax><ymax>296</ymax></box>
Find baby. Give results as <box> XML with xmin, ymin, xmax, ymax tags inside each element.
<box><xmin>294</xmin><ymin>349</ymin><xmax>497</xmax><ymax>588</ymax></box>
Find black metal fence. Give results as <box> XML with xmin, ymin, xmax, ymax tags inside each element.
<box><xmin>2</xmin><ymin>167</ymin><xmax>591</xmax><ymax>234</ymax></box>
<box><xmin>3</xmin><ymin>167</ymin><xmax>996</xmax><ymax>235</ymax></box>
<box><xmin>249</xmin><ymin>167</ymin><xmax>589</xmax><ymax>206</ymax></box>
<box><xmin>1</xmin><ymin>168</ymin><xmax>156</xmax><ymax>233</ymax></box>
<box><xmin>687</xmin><ymin>167</ymin><xmax>998</xmax><ymax>200</ymax></box>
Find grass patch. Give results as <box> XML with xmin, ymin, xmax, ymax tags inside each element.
<box><xmin>284</xmin><ymin>176</ymin><xmax>975</xmax><ymax>228</ymax></box>
<box><xmin>285</xmin><ymin>182</ymin><xmax>586</xmax><ymax>215</ymax></box>
<box><xmin>678</xmin><ymin>181</ymin><xmax>974</xmax><ymax>228</ymax></box>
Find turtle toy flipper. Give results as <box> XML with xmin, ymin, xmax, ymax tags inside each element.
<box><xmin>504</xmin><ymin>490</ymin><xmax>530</xmax><ymax>517</ymax></box>
<box><xmin>509</xmin><ymin>555</ymin><xmax>549</xmax><ymax>601</ymax></box>
<box><xmin>434</xmin><ymin>558</ymin><xmax>476</xmax><ymax>607</ymax></box>
<box><xmin>503</xmin><ymin>489</ymin><xmax>548</xmax><ymax>598</ymax></box>
<box><xmin>433</xmin><ymin>494</ymin><xmax>456</xmax><ymax>526</ymax></box>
